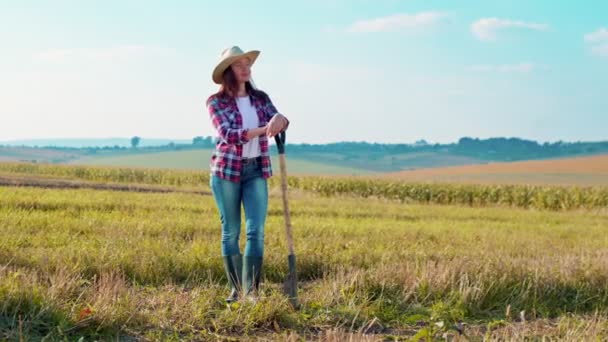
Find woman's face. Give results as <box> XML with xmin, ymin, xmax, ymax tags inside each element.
<box><xmin>230</xmin><ymin>57</ymin><xmax>251</xmax><ymax>83</ymax></box>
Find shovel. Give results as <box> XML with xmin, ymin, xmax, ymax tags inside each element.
<box><xmin>274</xmin><ymin>131</ymin><xmax>299</xmax><ymax>309</ymax></box>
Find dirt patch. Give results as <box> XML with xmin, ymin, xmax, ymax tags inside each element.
<box><xmin>0</xmin><ymin>174</ymin><xmax>210</xmax><ymax>195</ymax></box>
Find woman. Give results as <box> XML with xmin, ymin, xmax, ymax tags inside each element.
<box><xmin>206</xmin><ymin>46</ymin><xmax>290</xmax><ymax>303</ymax></box>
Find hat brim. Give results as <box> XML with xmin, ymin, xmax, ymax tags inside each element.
<box><xmin>212</xmin><ymin>50</ymin><xmax>260</xmax><ymax>84</ymax></box>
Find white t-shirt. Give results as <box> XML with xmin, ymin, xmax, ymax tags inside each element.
<box><xmin>235</xmin><ymin>96</ymin><xmax>261</xmax><ymax>158</ymax></box>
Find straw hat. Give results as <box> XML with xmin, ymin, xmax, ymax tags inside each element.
<box><xmin>212</xmin><ymin>46</ymin><xmax>260</xmax><ymax>84</ymax></box>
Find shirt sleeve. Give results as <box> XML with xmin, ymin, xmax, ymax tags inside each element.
<box><xmin>207</xmin><ymin>99</ymin><xmax>250</xmax><ymax>145</ymax></box>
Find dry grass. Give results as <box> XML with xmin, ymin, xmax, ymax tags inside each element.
<box><xmin>1</xmin><ymin>177</ymin><xmax>608</xmax><ymax>339</ymax></box>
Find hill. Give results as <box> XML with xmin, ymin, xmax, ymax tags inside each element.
<box><xmin>68</xmin><ymin>149</ymin><xmax>375</xmax><ymax>176</ymax></box>
<box><xmin>2</xmin><ymin>137</ymin><xmax>608</xmax><ymax>179</ymax></box>
<box><xmin>0</xmin><ymin>138</ymin><xmax>191</xmax><ymax>148</ymax></box>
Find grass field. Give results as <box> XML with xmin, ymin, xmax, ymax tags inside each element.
<box><xmin>0</xmin><ymin>147</ymin><xmax>83</xmax><ymax>164</ymax></box>
<box><xmin>1</xmin><ymin>145</ymin><xmax>485</xmax><ymax>174</ymax></box>
<box><xmin>1</xmin><ymin>162</ymin><xmax>608</xmax><ymax>340</ymax></box>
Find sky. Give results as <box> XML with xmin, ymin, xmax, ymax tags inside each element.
<box><xmin>1</xmin><ymin>0</ymin><xmax>607</xmax><ymax>144</ymax></box>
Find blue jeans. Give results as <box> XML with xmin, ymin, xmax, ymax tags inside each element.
<box><xmin>210</xmin><ymin>161</ymin><xmax>268</xmax><ymax>257</ymax></box>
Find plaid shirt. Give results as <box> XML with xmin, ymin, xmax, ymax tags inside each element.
<box><xmin>206</xmin><ymin>91</ymin><xmax>287</xmax><ymax>182</ymax></box>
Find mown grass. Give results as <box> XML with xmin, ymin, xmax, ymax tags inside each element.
<box><xmin>1</xmin><ymin>179</ymin><xmax>608</xmax><ymax>340</ymax></box>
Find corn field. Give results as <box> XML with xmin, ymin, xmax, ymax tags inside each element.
<box><xmin>1</xmin><ymin>162</ymin><xmax>606</xmax><ymax>211</ymax></box>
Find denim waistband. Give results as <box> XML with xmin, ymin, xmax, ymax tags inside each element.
<box><xmin>242</xmin><ymin>156</ymin><xmax>262</xmax><ymax>165</ymax></box>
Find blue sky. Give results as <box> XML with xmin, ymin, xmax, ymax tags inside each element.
<box><xmin>1</xmin><ymin>0</ymin><xmax>607</xmax><ymax>144</ymax></box>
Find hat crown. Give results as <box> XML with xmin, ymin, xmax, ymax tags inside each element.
<box><xmin>220</xmin><ymin>46</ymin><xmax>245</xmax><ymax>60</ymax></box>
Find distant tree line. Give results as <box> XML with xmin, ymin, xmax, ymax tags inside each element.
<box><xmin>270</xmin><ymin>137</ymin><xmax>608</xmax><ymax>162</ymax></box>
<box><xmin>2</xmin><ymin>136</ymin><xmax>607</xmax><ymax>162</ymax></box>
<box><xmin>451</xmin><ymin>137</ymin><xmax>608</xmax><ymax>161</ymax></box>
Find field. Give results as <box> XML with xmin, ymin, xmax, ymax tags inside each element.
<box><xmin>1</xmin><ymin>162</ymin><xmax>608</xmax><ymax>340</ymax></box>
<box><xmin>1</xmin><ymin>145</ymin><xmax>485</xmax><ymax>175</ymax></box>
<box><xmin>0</xmin><ymin>147</ymin><xmax>83</xmax><ymax>164</ymax></box>
<box><xmin>4</xmin><ymin>145</ymin><xmax>608</xmax><ymax>183</ymax></box>
<box><xmin>384</xmin><ymin>154</ymin><xmax>608</xmax><ymax>186</ymax></box>
<box><xmin>70</xmin><ymin>149</ymin><xmax>375</xmax><ymax>176</ymax></box>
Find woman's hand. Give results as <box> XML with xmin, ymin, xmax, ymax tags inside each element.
<box><xmin>266</xmin><ymin>114</ymin><xmax>288</xmax><ymax>137</ymax></box>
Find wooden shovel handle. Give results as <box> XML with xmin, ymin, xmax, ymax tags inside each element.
<box><xmin>278</xmin><ymin>154</ymin><xmax>294</xmax><ymax>255</ymax></box>
<box><xmin>274</xmin><ymin>132</ymin><xmax>294</xmax><ymax>255</ymax></box>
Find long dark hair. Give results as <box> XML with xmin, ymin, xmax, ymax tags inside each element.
<box><xmin>217</xmin><ymin>67</ymin><xmax>269</xmax><ymax>101</ymax></box>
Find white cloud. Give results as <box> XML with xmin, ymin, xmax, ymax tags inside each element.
<box><xmin>347</xmin><ymin>12</ymin><xmax>448</xmax><ymax>33</ymax></box>
<box><xmin>467</xmin><ymin>63</ymin><xmax>547</xmax><ymax>73</ymax></box>
<box><xmin>584</xmin><ymin>28</ymin><xmax>608</xmax><ymax>43</ymax></box>
<box><xmin>471</xmin><ymin>18</ymin><xmax>549</xmax><ymax>41</ymax></box>
<box><xmin>584</xmin><ymin>28</ymin><xmax>608</xmax><ymax>58</ymax></box>
<box><xmin>591</xmin><ymin>44</ymin><xmax>608</xmax><ymax>57</ymax></box>
<box><xmin>33</xmin><ymin>45</ymin><xmax>174</xmax><ymax>63</ymax></box>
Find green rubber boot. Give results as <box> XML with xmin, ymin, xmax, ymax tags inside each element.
<box><xmin>242</xmin><ymin>256</ymin><xmax>264</xmax><ymax>302</ymax></box>
<box><xmin>222</xmin><ymin>254</ymin><xmax>242</xmax><ymax>303</ymax></box>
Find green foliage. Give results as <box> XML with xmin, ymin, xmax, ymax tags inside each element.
<box><xmin>130</xmin><ymin>136</ymin><xmax>141</xmax><ymax>149</ymax></box>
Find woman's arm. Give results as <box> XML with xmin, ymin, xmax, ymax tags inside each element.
<box><xmin>208</xmin><ymin>99</ymin><xmax>263</xmax><ymax>145</ymax></box>
<box><xmin>246</xmin><ymin>126</ymin><xmax>268</xmax><ymax>140</ymax></box>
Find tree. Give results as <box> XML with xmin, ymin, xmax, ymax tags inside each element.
<box><xmin>131</xmin><ymin>136</ymin><xmax>141</xmax><ymax>149</ymax></box>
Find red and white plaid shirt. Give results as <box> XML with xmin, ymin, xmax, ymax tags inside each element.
<box><xmin>206</xmin><ymin>91</ymin><xmax>287</xmax><ymax>182</ymax></box>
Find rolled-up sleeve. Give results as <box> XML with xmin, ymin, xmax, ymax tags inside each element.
<box><xmin>207</xmin><ymin>99</ymin><xmax>250</xmax><ymax>145</ymax></box>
